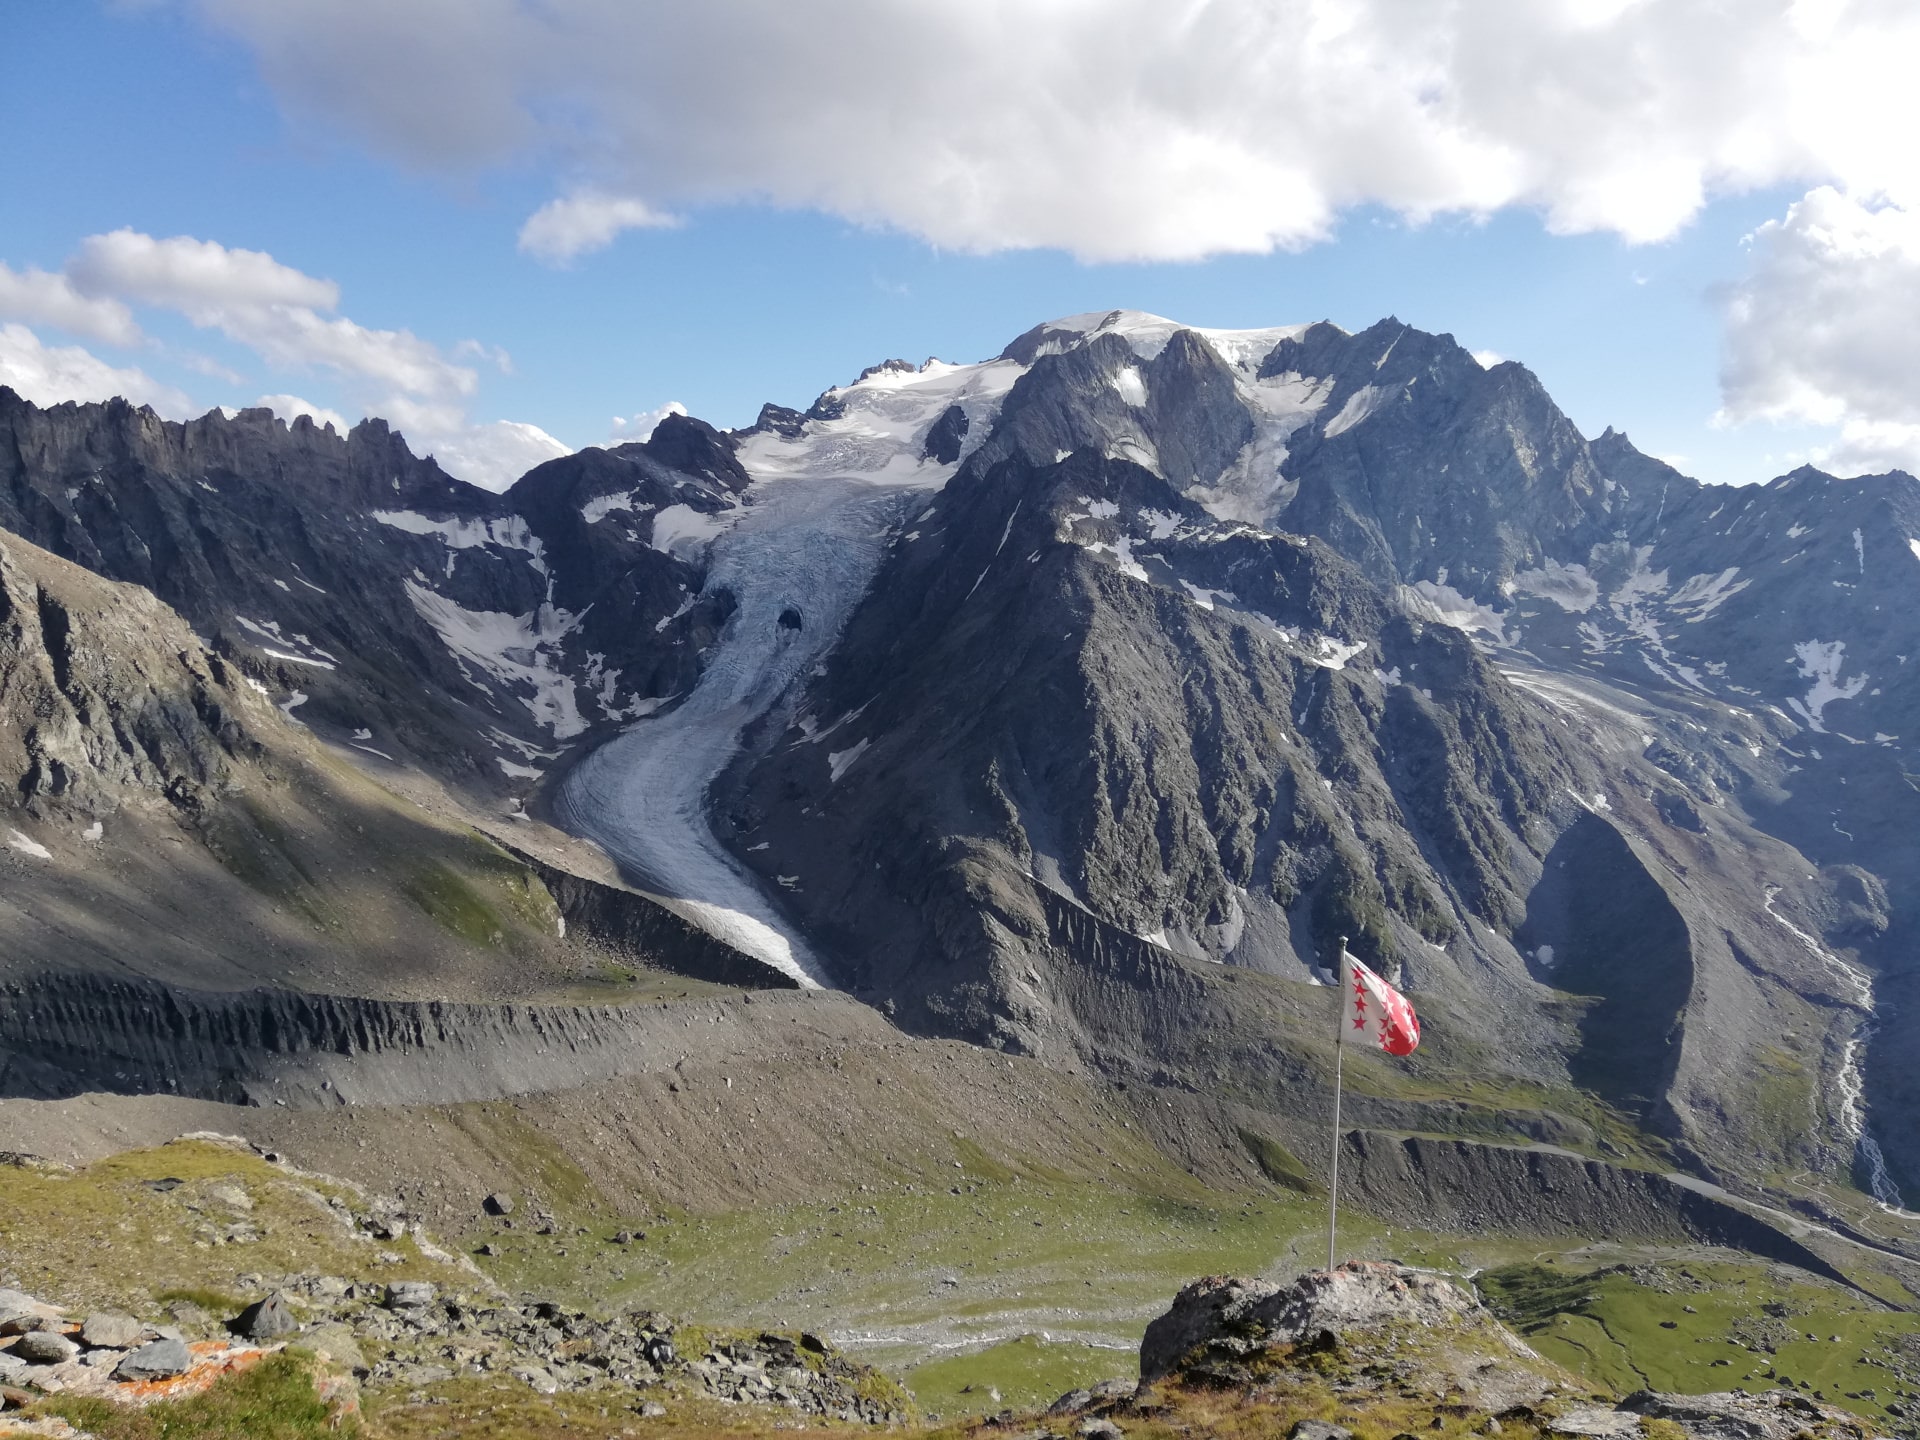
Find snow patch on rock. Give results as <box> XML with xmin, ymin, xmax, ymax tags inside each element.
<box><xmin>1399</xmin><ymin>581</ymin><xmax>1506</xmax><ymax>644</ymax></box>
<box><xmin>1322</xmin><ymin>384</ymin><xmax>1388</xmax><ymax>439</ymax></box>
<box><xmin>1786</xmin><ymin>639</ymin><xmax>1867</xmax><ymax>733</ymax></box>
<box><xmin>403</xmin><ymin>581</ymin><xmax>586</xmax><ymax>738</ymax></box>
<box><xmin>6</xmin><ymin>829</ymin><xmax>51</xmax><ymax>860</ymax></box>
<box><xmin>1511</xmin><ymin>559</ymin><xmax>1598</xmax><ymax>613</ymax></box>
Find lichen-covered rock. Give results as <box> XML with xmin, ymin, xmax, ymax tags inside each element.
<box><xmin>113</xmin><ymin>1336</ymin><xmax>192</xmax><ymax>1380</ymax></box>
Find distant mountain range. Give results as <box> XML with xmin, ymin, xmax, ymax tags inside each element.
<box><xmin>3</xmin><ymin>307</ymin><xmax>1916</xmax><ymax>1234</ymax></box>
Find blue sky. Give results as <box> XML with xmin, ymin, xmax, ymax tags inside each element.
<box><xmin>7</xmin><ymin>1</ymin><xmax>1917</xmax><ymax>490</ymax></box>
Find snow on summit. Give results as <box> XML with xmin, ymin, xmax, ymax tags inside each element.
<box><xmin>733</xmin><ymin>354</ymin><xmax>1023</xmax><ymax>489</ymax></box>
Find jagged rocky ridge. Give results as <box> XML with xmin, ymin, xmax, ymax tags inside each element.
<box><xmin>5</xmin><ymin>308</ymin><xmax>1920</xmax><ymax>1218</ymax></box>
<box><xmin>0</xmin><ymin>387</ymin><xmax>744</xmax><ymax>787</ymax></box>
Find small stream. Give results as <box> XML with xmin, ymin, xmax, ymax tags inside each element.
<box><xmin>1764</xmin><ymin>886</ymin><xmax>1908</xmax><ymax>1209</ymax></box>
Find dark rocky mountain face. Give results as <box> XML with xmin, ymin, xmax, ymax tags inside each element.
<box><xmin>708</xmin><ymin>321</ymin><xmax>1907</xmax><ymax>1207</ymax></box>
<box><xmin>3</xmin><ymin>309</ymin><xmax>1919</xmax><ymax>1233</ymax></box>
<box><xmin>0</xmin><ymin>390</ymin><xmax>739</xmax><ymax>793</ymax></box>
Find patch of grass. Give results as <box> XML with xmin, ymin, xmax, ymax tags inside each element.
<box><xmin>1237</xmin><ymin>1129</ymin><xmax>1318</xmax><ymax>1194</ymax></box>
<box><xmin>200</xmin><ymin>797</ymin><xmax>338</xmax><ymax>933</ymax></box>
<box><xmin>444</xmin><ymin>1104</ymin><xmax>607</xmax><ymax>1217</ymax></box>
<box><xmin>543</xmin><ymin>966</ymin><xmax>739</xmax><ymax>1006</ymax></box>
<box><xmin>0</xmin><ymin>1139</ymin><xmax>467</xmax><ymax>1319</ymax></box>
<box><xmin>403</xmin><ymin>861</ymin><xmax>511</xmax><ymax>945</ymax></box>
<box><xmin>154</xmin><ymin>1285</ymin><xmax>248</xmax><ymax>1315</ymax></box>
<box><xmin>1479</xmin><ymin>1258</ymin><xmax>1920</xmax><ymax>1427</ymax></box>
<box><xmin>367</xmin><ymin>1373</ymin><xmax>868</xmax><ymax>1440</ymax></box>
<box><xmin>35</xmin><ymin>1351</ymin><xmax>348</xmax><ymax>1439</ymax></box>
<box><xmin>907</xmin><ymin>1334</ymin><xmax>1133</xmax><ymax>1417</ymax></box>
<box><xmin>1743</xmin><ymin>1045</ymin><xmax>1819</xmax><ymax>1164</ymax></box>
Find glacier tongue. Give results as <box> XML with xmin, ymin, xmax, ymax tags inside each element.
<box><xmin>557</xmin><ymin>477</ymin><xmax>919</xmax><ymax>988</ymax></box>
<box><xmin>556</xmin><ymin>350</ymin><xmax>1037</xmax><ymax>986</ymax></box>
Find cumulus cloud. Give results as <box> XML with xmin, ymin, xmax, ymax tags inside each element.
<box><xmin>1718</xmin><ymin>187</ymin><xmax>1920</xmax><ymax>476</ymax></box>
<box><xmin>0</xmin><ymin>263</ymin><xmax>143</xmax><ymax>346</ymax></box>
<box><xmin>4</xmin><ymin>228</ymin><xmax>562</xmax><ymax>490</ymax></box>
<box><xmin>70</xmin><ymin>229</ymin><xmax>339</xmax><ymax>314</ymax></box>
<box><xmin>428</xmin><ymin>419</ymin><xmax>572</xmax><ymax>492</ymax></box>
<box><xmin>66</xmin><ymin>229</ymin><xmax>475</xmax><ymax>408</ymax></box>
<box><xmin>0</xmin><ymin>323</ymin><xmax>190</xmax><ymax>414</ymax></box>
<box><xmin>519</xmin><ymin>191</ymin><xmax>678</xmax><ymax>265</ymax></box>
<box><xmin>609</xmin><ymin>400</ymin><xmax>686</xmax><ymax>443</ymax></box>
<box><xmin>256</xmin><ymin>392</ymin><xmax>352</xmax><ymax>433</ymax></box>
<box><xmin>195</xmin><ymin>0</ymin><xmax>1920</xmax><ymax>262</ymax></box>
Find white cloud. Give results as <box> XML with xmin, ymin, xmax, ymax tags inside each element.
<box><xmin>70</xmin><ymin>228</ymin><xmax>339</xmax><ymax>314</ymax></box>
<box><xmin>1718</xmin><ymin>187</ymin><xmax>1920</xmax><ymax>476</ymax></box>
<box><xmin>1471</xmin><ymin>349</ymin><xmax>1504</xmax><ymax>369</ymax></box>
<box><xmin>609</xmin><ymin>400</ymin><xmax>686</xmax><ymax>443</ymax></box>
<box><xmin>5</xmin><ymin>229</ymin><xmax>557</xmax><ymax>489</ymax></box>
<box><xmin>256</xmin><ymin>392</ymin><xmax>351</xmax><ymax>433</ymax></box>
<box><xmin>518</xmin><ymin>191</ymin><xmax>678</xmax><ymax>265</ymax></box>
<box><xmin>196</xmin><ymin>0</ymin><xmax>1920</xmax><ymax>262</ymax></box>
<box><xmin>0</xmin><ymin>323</ymin><xmax>190</xmax><ymax>414</ymax></box>
<box><xmin>427</xmin><ymin>419</ymin><xmax>573</xmax><ymax>492</ymax></box>
<box><xmin>65</xmin><ymin>229</ymin><xmax>475</xmax><ymax>410</ymax></box>
<box><xmin>0</xmin><ymin>263</ymin><xmax>143</xmax><ymax>346</ymax></box>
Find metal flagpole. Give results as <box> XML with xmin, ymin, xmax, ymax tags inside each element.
<box><xmin>1328</xmin><ymin>937</ymin><xmax>1346</xmax><ymax>1272</ymax></box>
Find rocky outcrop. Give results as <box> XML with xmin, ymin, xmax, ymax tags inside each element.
<box><xmin>1140</xmin><ymin>1262</ymin><xmax>1492</xmax><ymax>1382</ymax></box>
<box><xmin>1137</xmin><ymin>1264</ymin><xmax>1891</xmax><ymax>1440</ymax></box>
<box><xmin>1619</xmin><ymin>1388</ymin><xmax>1887</xmax><ymax>1440</ymax></box>
<box><xmin>0</xmin><ymin>1268</ymin><xmax>907</xmax><ymax>1425</ymax></box>
<box><xmin>0</xmin><ymin>529</ymin><xmax>271</xmax><ymax>819</ymax></box>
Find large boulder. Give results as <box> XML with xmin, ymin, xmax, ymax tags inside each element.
<box><xmin>12</xmin><ymin>1331</ymin><xmax>78</xmax><ymax>1365</ymax></box>
<box><xmin>1140</xmin><ymin>1262</ymin><xmax>1482</xmax><ymax>1382</ymax></box>
<box><xmin>231</xmin><ymin>1292</ymin><xmax>300</xmax><ymax>1340</ymax></box>
<box><xmin>114</xmin><ymin>1336</ymin><xmax>192</xmax><ymax>1381</ymax></box>
<box><xmin>80</xmin><ymin>1313</ymin><xmax>145</xmax><ymax>1349</ymax></box>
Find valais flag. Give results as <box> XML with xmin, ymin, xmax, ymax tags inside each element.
<box><xmin>1340</xmin><ymin>948</ymin><xmax>1420</xmax><ymax>1057</ymax></box>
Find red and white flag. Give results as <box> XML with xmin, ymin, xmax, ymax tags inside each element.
<box><xmin>1340</xmin><ymin>948</ymin><xmax>1420</xmax><ymax>1056</ymax></box>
